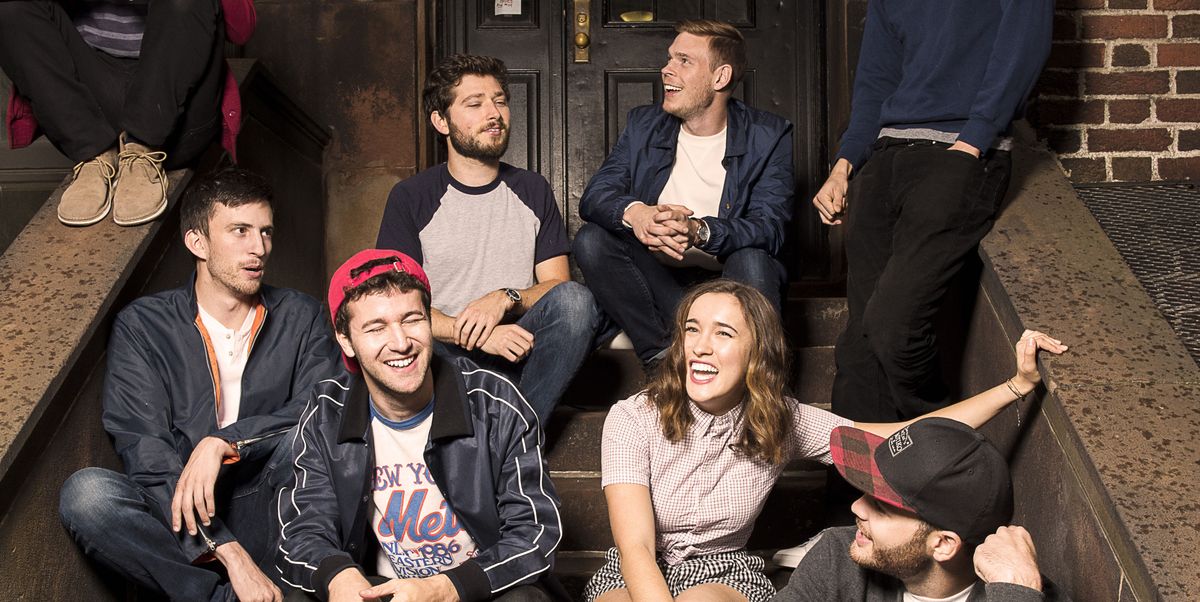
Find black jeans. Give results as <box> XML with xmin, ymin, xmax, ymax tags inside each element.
<box><xmin>831</xmin><ymin>138</ymin><xmax>1012</xmax><ymax>423</ymax></box>
<box><xmin>0</xmin><ymin>0</ymin><xmax>223</xmax><ymax>166</ymax></box>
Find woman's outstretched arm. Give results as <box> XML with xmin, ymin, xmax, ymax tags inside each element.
<box><xmin>856</xmin><ymin>330</ymin><xmax>1068</xmax><ymax>438</ymax></box>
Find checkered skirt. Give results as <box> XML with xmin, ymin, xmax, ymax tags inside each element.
<box><xmin>581</xmin><ymin>547</ymin><xmax>775</xmax><ymax>602</ymax></box>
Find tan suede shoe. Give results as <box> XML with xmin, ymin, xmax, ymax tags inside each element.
<box><xmin>112</xmin><ymin>134</ymin><xmax>169</xmax><ymax>226</ymax></box>
<box><xmin>58</xmin><ymin>149</ymin><xmax>117</xmax><ymax>226</ymax></box>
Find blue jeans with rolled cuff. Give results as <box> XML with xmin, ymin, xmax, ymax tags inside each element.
<box><xmin>59</xmin><ymin>432</ymin><xmax>293</xmax><ymax>601</ymax></box>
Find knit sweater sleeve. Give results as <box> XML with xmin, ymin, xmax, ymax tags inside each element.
<box><xmin>835</xmin><ymin>0</ymin><xmax>903</xmax><ymax>170</ymax></box>
<box><xmin>955</xmin><ymin>0</ymin><xmax>1053</xmax><ymax>152</ymax></box>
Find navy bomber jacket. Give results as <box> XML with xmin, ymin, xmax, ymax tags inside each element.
<box><xmin>579</xmin><ymin>98</ymin><xmax>795</xmax><ymax>258</ymax></box>
<box><xmin>101</xmin><ymin>279</ymin><xmax>340</xmax><ymax>561</ymax></box>
<box><xmin>273</xmin><ymin>354</ymin><xmax>564</xmax><ymax>602</ymax></box>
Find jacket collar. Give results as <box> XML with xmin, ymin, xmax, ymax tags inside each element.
<box><xmin>649</xmin><ymin>97</ymin><xmax>749</xmax><ymax>158</ymax></box>
<box><xmin>338</xmin><ymin>354</ymin><xmax>474</xmax><ymax>443</ymax></box>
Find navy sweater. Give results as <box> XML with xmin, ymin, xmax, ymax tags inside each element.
<box><xmin>837</xmin><ymin>0</ymin><xmax>1053</xmax><ymax>170</ymax></box>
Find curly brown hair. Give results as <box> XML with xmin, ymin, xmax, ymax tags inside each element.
<box><xmin>422</xmin><ymin>54</ymin><xmax>510</xmax><ymax>120</ymax></box>
<box><xmin>645</xmin><ymin>279</ymin><xmax>792</xmax><ymax>464</ymax></box>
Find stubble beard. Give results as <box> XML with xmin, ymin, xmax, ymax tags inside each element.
<box><xmin>209</xmin><ymin>258</ymin><xmax>263</xmax><ymax>299</ymax></box>
<box><xmin>849</xmin><ymin>525</ymin><xmax>934</xmax><ymax>581</ymax></box>
<box><xmin>664</xmin><ymin>86</ymin><xmax>716</xmax><ymax>123</ymax></box>
<box><xmin>448</xmin><ymin>118</ymin><xmax>510</xmax><ymax>161</ymax></box>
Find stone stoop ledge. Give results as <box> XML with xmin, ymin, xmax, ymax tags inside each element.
<box><xmin>978</xmin><ymin>129</ymin><xmax>1200</xmax><ymax>601</ymax></box>
<box><xmin>0</xmin><ymin>170</ymin><xmax>192</xmax><ymax>492</ymax></box>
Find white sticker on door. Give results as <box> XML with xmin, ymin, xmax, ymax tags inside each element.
<box><xmin>495</xmin><ymin>0</ymin><xmax>521</xmax><ymax>16</ymax></box>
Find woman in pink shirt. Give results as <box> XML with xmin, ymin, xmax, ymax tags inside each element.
<box><xmin>584</xmin><ymin>279</ymin><xmax>1065</xmax><ymax>602</ymax></box>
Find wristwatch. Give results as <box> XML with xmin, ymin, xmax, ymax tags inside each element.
<box><xmin>691</xmin><ymin>218</ymin><xmax>711</xmax><ymax>246</ymax></box>
<box><xmin>502</xmin><ymin>288</ymin><xmax>522</xmax><ymax>310</ymax></box>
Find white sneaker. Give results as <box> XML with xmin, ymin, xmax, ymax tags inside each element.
<box><xmin>772</xmin><ymin>532</ymin><xmax>825</xmax><ymax>568</ymax></box>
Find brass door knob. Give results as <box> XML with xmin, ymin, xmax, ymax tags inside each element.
<box><xmin>574</xmin><ymin>32</ymin><xmax>590</xmax><ymax>49</ymax></box>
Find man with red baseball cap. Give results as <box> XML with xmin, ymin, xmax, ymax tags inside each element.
<box><xmin>273</xmin><ymin>249</ymin><xmax>564</xmax><ymax>602</ymax></box>
<box><xmin>772</xmin><ymin>418</ymin><xmax>1069</xmax><ymax>602</ymax></box>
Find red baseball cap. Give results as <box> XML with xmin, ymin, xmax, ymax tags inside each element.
<box><xmin>327</xmin><ymin>249</ymin><xmax>431</xmax><ymax>373</ymax></box>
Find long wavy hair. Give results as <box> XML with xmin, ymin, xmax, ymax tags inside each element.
<box><xmin>645</xmin><ymin>279</ymin><xmax>792</xmax><ymax>464</ymax></box>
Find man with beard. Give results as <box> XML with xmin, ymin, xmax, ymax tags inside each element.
<box><xmin>573</xmin><ymin>18</ymin><xmax>793</xmax><ymax>367</ymax></box>
<box><xmin>273</xmin><ymin>250</ymin><xmax>562</xmax><ymax>601</ymax></box>
<box><xmin>772</xmin><ymin>418</ymin><xmax>1069</xmax><ymax>602</ymax></box>
<box><xmin>58</xmin><ymin>168</ymin><xmax>341</xmax><ymax>602</ymax></box>
<box><xmin>376</xmin><ymin>54</ymin><xmax>602</xmax><ymax>424</ymax></box>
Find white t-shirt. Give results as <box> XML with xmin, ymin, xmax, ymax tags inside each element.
<box><xmin>370</xmin><ymin>399</ymin><xmax>478</xmax><ymax>578</ymax></box>
<box><xmin>903</xmin><ymin>584</ymin><xmax>974</xmax><ymax>602</ymax></box>
<box><xmin>197</xmin><ymin>304</ymin><xmax>257</xmax><ymax>428</ymax></box>
<box><xmin>657</xmin><ymin>126</ymin><xmax>727</xmax><ymax>270</ymax></box>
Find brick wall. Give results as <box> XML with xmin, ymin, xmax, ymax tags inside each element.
<box><xmin>1031</xmin><ymin>0</ymin><xmax>1200</xmax><ymax>182</ymax></box>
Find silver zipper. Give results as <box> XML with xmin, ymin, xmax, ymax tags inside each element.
<box><xmin>233</xmin><ymin>428</ymin><xmax>289</xmax><ymax>452</ymax></box>
<box><xmin>198</xmin><ymin>524</ymin><xmax>218</xmax><ymax>554</ymax></box>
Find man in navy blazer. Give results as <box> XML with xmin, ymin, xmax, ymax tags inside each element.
<box><xmin>574</xmin><ymin>18</ymin><xmax>794</xmax><ymax>366</ymax></box>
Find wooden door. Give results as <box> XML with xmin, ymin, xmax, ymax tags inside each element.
<box><xmin>441</xmin><ymin>0</ymin><xmax>830</xmax><ymax>280</ymax></box>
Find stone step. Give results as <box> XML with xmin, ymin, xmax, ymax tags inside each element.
<box><xmin>559</xmin><ymin>297</ymin><xmax>845</xmax><ymax>409</ymax></box>
<box><xmin>559</xmin><ymin>345</ymin><xmax>835</xmax><ymax>413</ymax></box>
<box><xmin>552</xmin><ymin>469</ymin><xmax>828</xmax><ymax>553</ymax></box>
<box><xmin>783</xmin><ymin>297</ymin><xmax>847</xmax><ymax>348</ymax></box>
<box><xmin>548</xmin><ymin>346</ymin><xmax>835</xmax><ymax>472</ymax></box>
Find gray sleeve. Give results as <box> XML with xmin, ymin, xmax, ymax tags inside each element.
<box><xmin>771</xmin><ymin>530</ymin><xmax>845</xmax><ymax>602</ymax></box>
<box><xmin>983</xmin><ymin>583</ymin><xmax>1046</xmax><ymax>601</ymax></box>
<box><xmin>984</xmin><ymin>576</ymin><xmax>1070</xmax><ymax>602</ymax></box>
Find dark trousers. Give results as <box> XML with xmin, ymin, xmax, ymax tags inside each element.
<box><xmin>58</xmin><ymin>439</ymin><xmax>294</xmax><ymax>601</ymax></box>
<box><xmin>573</xmin><ymin>223</ymin><xmax>787</xmax><ymax>363</ymax></box>
<box><xmin>830</xmin><ymin>138</ymin><xmax>1012</xmax><ymax>423</ymax></box>
<box><xmin>0</xmin><ymin>0</ymin><xmax>223</xmax><ymax>166</ymax></box>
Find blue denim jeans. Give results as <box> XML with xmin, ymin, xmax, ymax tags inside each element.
<box><xmin>434</xmin><ymin>280</ymin><xmax>604</xmax><ymax>424</ymax></box>
<box><xmin>59</xmin><ymin>436</ymin><xmax>292</xmax><ymax>601</ymax></box>
<box><xmin>573</xmin><ymin>223</ymin><xmax>787</xmax><ymax>363</ymax></box>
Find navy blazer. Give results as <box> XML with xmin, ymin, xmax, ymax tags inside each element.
<box><xmin>579</xmin><ymin>98</ymin><xmax>795</xmax><ymax>258</ymax></box>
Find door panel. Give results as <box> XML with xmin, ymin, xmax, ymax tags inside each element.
<box><xmin>446</xmin><ymin>0</ymin><xmax>830</xmax><ymax>280</ymax></box>
<box><xmin>444</xmin><ymin>0</ymin><xmax>564</xmax><ymax>192</ymax></box>
<box><xmin>505</xmin><ymin>70</ymin><xmax>541</xmax><ymax>171</ymax></box>
<box><xmin>604</xmin><ymin>1</ymin><xmax>753</xmax><ymax>26</ymax></box>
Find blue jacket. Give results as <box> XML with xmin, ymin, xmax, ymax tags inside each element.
<box><xmin>273</xmin><ymin>354</ymin><xmax>563</xmax><ymax>601</ymax></box>
<box><xmin>101</xmin><ymin>280</ymin><xmax>340</xmax><ymax>561</ymax></box>
<box><xmin>579</xmin><ymin>99</ymin><xmax>795</xmax><ymax>258</ymax></box>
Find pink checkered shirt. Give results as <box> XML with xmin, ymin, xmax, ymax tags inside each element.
<box><xmin>601</xmin><ymin>392</ymin><xmax>852</xmax><ymax>565</ymax></box>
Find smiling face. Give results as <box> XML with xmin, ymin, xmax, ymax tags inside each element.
<box><xmin>336</xmin><ymin>287</ymin><xmax>434</xmax><ymax>413</ymax></box>
<box><xmin>189</xmin><ymin>201</ymin><xmax>273</xmax><ymax>301</ymax></box>
<box><xmin>848</xmin><ymin>495</ymin><xmax>935</xmax><ymax>580</ymax></box>
<box><xmin>661</xmin><ymin>32</ymin><xmax>724</xmax><ymax>122</ymax></box>
<box><xmin>434</xmin><ymin>73</ymin><xmax>510</xmax><ymax>161</ymax></box>
<box><xmin>683</xmin><ymin>292</ymin><xmax>753</xmax><ymax>414</ymax></box>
